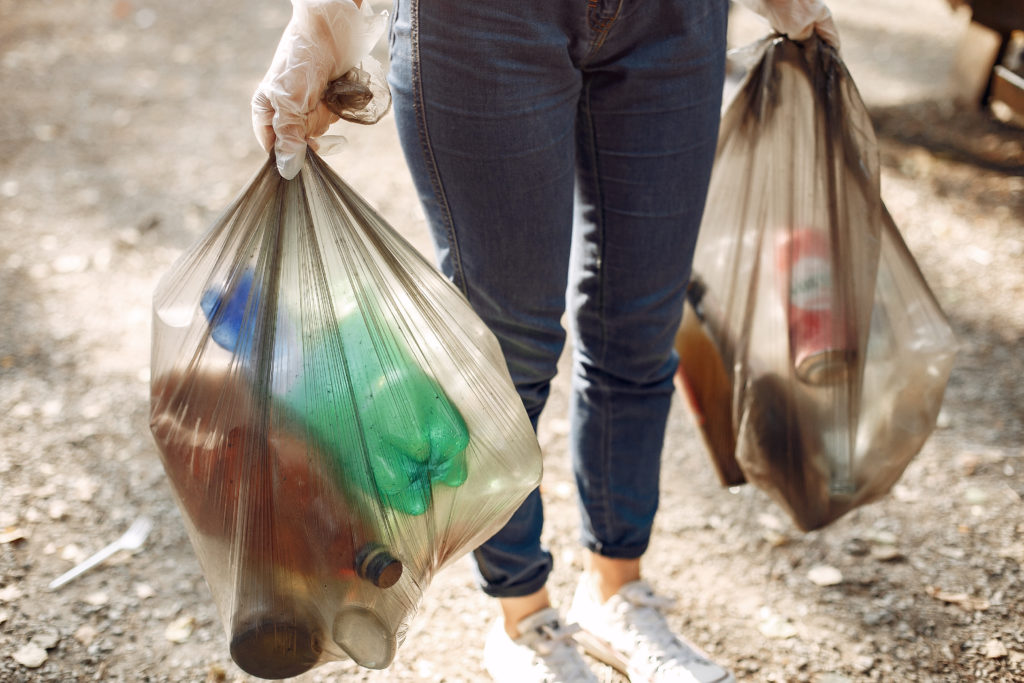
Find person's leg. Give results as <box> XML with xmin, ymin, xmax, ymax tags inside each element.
<box><xmin>568</xmin><ymin>0</ymin><xmax>728</xmax><ymax>588</ymax></box>
<box><xmin>389</xmin><ymin>0</ymin><xmax>580</xmax><ymax>604</ymax></box>
<box><xmin>563</xmin><ymin>2</ymin><xmax>735</xmax><ymax>681</ymax></box>
<box><xmin>389</xmin><ymin>5</ymin><xmax>605</xmax><ymax>680</ymax></box>
<box><xmin>584</xmin><ymin>552</ymin><xmax>640</xmax><ymax>603</ymax></box>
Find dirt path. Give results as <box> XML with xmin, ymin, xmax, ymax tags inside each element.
<box><xmin>1</xmin><ymin>0</ymin><xmax>1021</xmax><ymax>681</ymax></box>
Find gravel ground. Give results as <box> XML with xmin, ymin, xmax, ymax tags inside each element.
<box><xmin>1</xmin><ymin>0</ymin><xmax>1022</xmax><ymax>681</ymax></box>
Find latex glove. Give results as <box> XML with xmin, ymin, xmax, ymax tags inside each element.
<box><xmin>736</xmin><ymin>0</ymin><xmax>841</xmax><ymax>50</ymax></box>
<box><xmin>252</xmin><ymin>0</ymin><xmax>386</xmax><ymax>179</ymax></box>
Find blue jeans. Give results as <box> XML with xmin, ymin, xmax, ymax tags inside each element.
<box><xmin>389</xmin><ymin>0</ymin><xmax>727</xmax><ymax>598</ymax></box>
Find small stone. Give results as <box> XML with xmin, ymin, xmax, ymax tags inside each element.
<box><xmin>553</xmin><ymin>481</ymin><xmax>573</xmax><ymax>500</ymax></box>
<box><xmin>891</xmin><ymin>485</ymin><xmax>921</xmax><ymax>502</ymax></box>
<box><xmin>61</xmin><ymin>544</ymin><xmax>84</xmax><ymax>563</ymax></box>
<box><xmin>0</xmin><ymin>585</ymin><xmax>23</xmax><ymax>602</ymax></box>
<box><xmin>957</xmin><ymin>453</ymin><xmax>982</xmax><ymax>475</ymax></box>
<box><xmin>165</xmin><ymin>615</ymin><xmax>195</xmax><ymax>643</ymax></box>
<box><xmin>47</xmin><ymin>501</ymin><xmax>69</xmax><ymax>521</ymax></box>
<box><xmin>758</xmin><ymin>513</ymin><xmax>784</xmax><ymax>532</ymax></box>
<box><xmin>40</xmin><ymin>399</ymin><xmax>63</xmax><ymax>419</ymax></box>
<box><xmin>843</xmin><ymin>538</ymin><xmax>870</xmax><ymax>556</ymax></box>
<box><xmin>763</xmin><ymin>530</ymin><xmax>790</xmax><ymax>547</ymax></box>
<box><xmin>937</xmin><ymin>546</ymin><xmax>965</xmax><ymax>560</ymax></box>
<box><xmin>0</xmin><ymin>527</ymin><xmax>27</xmax><ymax>544</ymax></box>
<box><xmin>10</xmin><ymin>402</ymin><xmax>33</xmax><ymax>418</ymax></box>
<box><xmin>865</xmin><ymin>529</ymin><xmax>898</xmax><ymax>546</ymax></box>
<box><xmin>74</xmin><ymin>624</ymin><xmax>99</xmax><ymax>647</ymax></box>
<box><xmin>84</xmin><ymin>592</ymin><xmax>109</xmax><ymax>607</ymax></box>
<box><xmin>12</xmin><ymin>642</ymin><xmax>48</xmax><ymax>668</ymax></box>
<box><xmin>116</xmin><ymin>227</ymin><xmax>141</xmax><ymax>247</ymax></box>
<box><xmin>72</xmin><ymin>477</ymin><xmax>99</xmax><ymax>502</ymax></box>
<box><xmin>30</xmin><ymin>627</ymin><xmax>60</xmax><ymax>650</ymax></box>
<box><xmin>135</xmin><ymin>583</ymin><xmax>155</xmax><ymax>599</ymax></box>
<box><xmin>808</xmin><ymin>565</ymin><xmax>844</xmax><ymax>586</ymax></box>
<box><xmin>964</xmin><ymin>487</ymin><xmax>988</xmax><ymax>504</ymax></box>
<box><xmin>983</xmin><ymin>639</ymin><xmax>1008</xmax><ymax>659</ymax></box>
<box><xmin>758</xmin><ymin>609</ymin><xmax>797</xmax><ymax>639</ymax></box>
<box><xmin>0</xmin><ymin>610</ymin><xmax>8</xmax><ymax>624</ymax></box>
<box><xmin>998</xmin><ymin>544</ymin><xmax>1024</xmax><ymax>565</ymax></box>
<box><xmin>863</xmin><ymin>609</ymin><xmax>892</xmax><ymax>627</ymax></box>
<box><xmin>871</xmin><ymin>545</ymin><xmax>904</xmax><ymax>562</ymax></box>
<box><xmin>966</xmin><ymin>245</ymin><xmax>993</xmax><ymax>265</ymax></box>
<box><xmin>853</xmin><ymin>655</ymin><xmax>875</xmax><ymax>673</ymax></box>
<box><xmin>52</xmin><ymin>255</ymin><xmax>88</xmax><ymax>274</ymax></box>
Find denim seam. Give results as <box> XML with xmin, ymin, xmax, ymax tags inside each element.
<box><xmin>582</xmin><ymin>538</ymin><xmax>649</xmax><ymax>560</ymax></box>
<box><xmin>578</xmin><ymin>76</ymin><xmax>615</xmax><ymax>547</ymax></box>
<box><xmin>583</xmin><ymin>0</ymin><xmax>624</xmax><ymax>64</ymax></box>
<box><xmin>409</xmin><ymin>0</ymin><xmax>468</xmax><ymax>297</ymax></box>
<box><xmin>474</xmin><ymin>558</ymin><xmax>552</xmax><ymax>599</ymax></box>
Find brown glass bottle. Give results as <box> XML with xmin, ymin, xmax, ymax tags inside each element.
<box><xmin>229</xmin><ymin>594</ymin><xmax>324</xmax><ymax>679</ymax></box>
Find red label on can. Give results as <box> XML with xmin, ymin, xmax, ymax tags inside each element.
<box><xmin>777</xmin><ymin>229</ymin><xmax>850</xmax><ymax>384</ymax></box>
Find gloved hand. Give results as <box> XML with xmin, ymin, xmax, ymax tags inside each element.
<box><xmin>735</xmin><ymin>0</ymin><xmax>841</xmax><ymax>50</ymax></box>
<box><xmin>252</xmin><ymin>0</ymin><xmax>387</xmax><ymax>179</ymax></box>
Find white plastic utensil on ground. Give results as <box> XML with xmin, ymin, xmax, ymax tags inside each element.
<box><xmin>48</xmin><ymin>517</ymin><xmax>154</xmax><ymax>590</ymax></box>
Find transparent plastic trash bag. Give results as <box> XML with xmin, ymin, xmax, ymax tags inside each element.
<box><xmin>674</xmin><ymin>36</ymin><xmax>956</xmax><ymax>531</ymax></box>
<box><xmin>149</xmin><ymin>151</ymin><xmax>542</xmax><ymax>678</ymax></box>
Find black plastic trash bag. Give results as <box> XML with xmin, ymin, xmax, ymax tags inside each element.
<box><xmin>674</xmin><ymin>36</ymin><xmax>957</xmax><ymax>531</ymax></box>
<box><xmin>149</xmin><ymin>151</ymin><xmax>542</xmax><ymax>678</ymax></box>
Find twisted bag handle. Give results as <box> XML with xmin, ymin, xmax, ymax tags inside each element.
<box><xmin>323</xmin><ymin>60</ymin><xmax>391</xmax><ymax>125</ymax></box>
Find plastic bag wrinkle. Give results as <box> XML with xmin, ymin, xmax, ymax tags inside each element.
<box><xmin>675</xmin><ymin>36</ymin><xmax>955</xmax><ymax>531</ymax></box>
<box><xmin>150</xmin><ymin>152</ymin><xmax>541</xmax><ymax>677</ymax></box>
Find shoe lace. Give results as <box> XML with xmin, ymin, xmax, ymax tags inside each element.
<box><xmin>523</xmin><ymin>620</ymin><xmax>594</xmax><ymax>682</ymax></box>
<box><xmin>615</xmin><ymin>583</ymin><xmax>712</xmax><ymax>669</ymax></box>
<box><xmin>534</xmin><ymin>621</ymin><xmax>581</xmax><ymax>656</ymax></box>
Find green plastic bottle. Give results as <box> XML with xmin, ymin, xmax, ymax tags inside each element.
<box><xmin>279</xmin><ymin>310</ymin><xmax>470</xmax><ymax>516</ymax></box>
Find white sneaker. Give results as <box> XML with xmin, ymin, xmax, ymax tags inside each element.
<box><xmin>566</xmin><ymin>579</ymin><xmax>735</xmax><ymax>683</ymax></box>
<box><xmin>483</xmin><ymin>607</ymin><xmax>599</xmax><ymax>683</ymax></box>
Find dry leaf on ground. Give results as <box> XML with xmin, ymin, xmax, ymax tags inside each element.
<box><xmin>926</xmin><ymin>585</ymin><xmax>991</xmax><ymax>611</ymax></box>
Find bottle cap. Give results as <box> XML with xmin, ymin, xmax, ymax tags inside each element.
<box><xmin>795</xmin><ymin>349</ymin><xmax>854</xmax><ymax>385</ymax></box>
<box><xmin>356</xmin><ymin>543</ymin><xmax>403</xmax><ymax>588</ymax></box>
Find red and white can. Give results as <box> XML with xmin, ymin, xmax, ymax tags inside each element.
<box><xmin>776</xmin><ymin>228</ymin><xmax>852</xmax><ymax>385</ymax></box>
